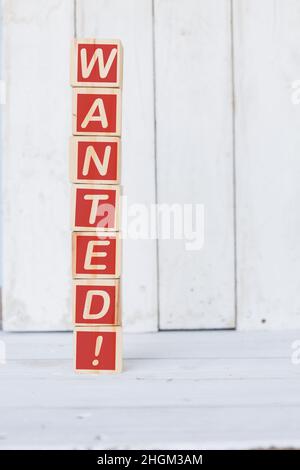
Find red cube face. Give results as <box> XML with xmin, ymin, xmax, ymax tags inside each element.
<box><xmin>72</xmin><ymin>88</ymin><xmax>121</xmax><ymax>136</ymax></box>
<box><xmin>73</xmin><ymin>184</ymin><xmax>119</xmax><ymax>231</ymax></box>
<box><xmin>70</xmin><ymin>136</ymin><xmax>120</xmax><ymax>184</ymax></box>
<box><xmin>71</xmin><ymin>40</ymin><xmax>122</xmax><ymax>87</ymax></box>
<box><xmin>73</xmin><ymin>232</ymin><xmax>120</xmax><ymax>278</ymax></box>
<box><xmin>73</xmin><ymin>279</ymin><xmax>120</xmax><ymax>326</ymax></box>
<box><xmin>75</xmin><ymin>327</ymin><xmax>122</xmax><ymax>373</ymax></box>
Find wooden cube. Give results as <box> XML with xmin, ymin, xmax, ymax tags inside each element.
<box><xmin>74</xmin><ymin>326</ymin><xmax>122</xmax><ymax>373</ymax></box>
<box><xmin>72</xmin><ymin>184</ymin><xmax>119</xmax><ymax>231</ymax></box>
<box><xmin>69</xmin><ymin>136</ymin><xmax>120</xmax><ymax>184</ymax></box>
<box><xmin>73</xmin><ymin>279</ymin><xmax>120</xmax><ymax>326</ymax></box>
<box><xmin>72</xmin><ymin>88</ymin><xmax>121</xmax><ymax>136</ymax></box>
<box><xmin>71</xmin><ymin>39</ymin><xmax>123</xmax><ymax>88</ymax></box>
<box><xmin>72</xmin><ymin>232</ymin><xmax>121</xmax><ymax>278</ymax></box>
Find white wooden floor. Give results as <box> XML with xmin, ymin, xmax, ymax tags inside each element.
<box><xmin>0</xmin><ymin>330</ymin><xmax>300</xmax><ymax>450</ymax></box>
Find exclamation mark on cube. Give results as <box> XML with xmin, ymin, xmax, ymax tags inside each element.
<box><xmin>92</xmin><ymin>335</ymin><xmax>103</xmax><ymax>367</ymax></box>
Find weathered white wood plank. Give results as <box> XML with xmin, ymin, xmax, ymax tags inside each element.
<box><xmin>234</xmin><ymin>0</ymin><xmax>300</xmax><ymax>329</ymax></box>
<box><xmin>1</xmin><ymin>407</ymin><xmax>300</xmax><ymax>450</ymax></box>
<box><xmin>2</xmin><ymin>330</ymin><xmax>298</xmax><ymax>359</ymax></box>
<box><xmin>2</xmin><ymin>374</ymin><xmax>300</xmax><ymax>408</ymax></box>
<box><xmin>154</xmin><ymin>0</ymin><xmax>235</xmax><ymax>329</ymax></box>
<box><xmin>1</xmin><ymin>358</ymin><xmax>299</xmax><ymax>380</ymax></box>
<box><xmin>76</xmin><ymin>0</ymin><xmax>157</xmax><ymax>332</ymax></box>
<box><xmin>1</xmin><ymin>331</ymin><xmax>300</xmax><ymax>449</ymax></box>
<box><xmin>2</xmin><ymin>0</ymin><xmax>74</xmax><ymax>330</ymax></box>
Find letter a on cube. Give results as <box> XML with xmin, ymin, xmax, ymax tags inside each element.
<box><xmin>71</xmin><ymin>39</ymin><xmax>123</xmax><ymax>88</ymax></box>
<box><xmin>72</xmin><ymin>88</ymin><xmax>121</xmax><ymax>136</ymax></box>
<box><xmin>73</xmin><ymin>279</ymin><xmax>120</xmax><ymax>325</ymax></box>
<box><xmin>75</xmin><ymin>326</ymin><xmax>122</xmax><ymax>373</ymax></box>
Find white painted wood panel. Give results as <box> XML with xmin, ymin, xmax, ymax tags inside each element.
<box><xmin>3</xmin><ymin>0</ymin><xmax>300</xmax><ymax>332</ymax></box>
<box><xmin>2</xmin><ymin>0</ymin><xmax>74</xmax><ymax>330</ymax></box>
<box><xmin>234</xmin><ymin>0</ymin><xmax>300</xmax><ymax>329</ymax></box>
<box><xmin>154</xmin><ymin>0</ymin><xmax>235</xmax><ymax>329</ymax></box>
<box><xmin>76</xmin><ymin>0</ymin><xmax>158</xmax><ymax>332</ymax></box>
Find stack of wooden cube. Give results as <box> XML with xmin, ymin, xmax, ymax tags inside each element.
<box><xmin>70</xmin><ymin>39</ymin><xmax>123</xmax><ymax>373</ymax></box>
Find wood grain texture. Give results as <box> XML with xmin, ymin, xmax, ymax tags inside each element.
<box><xmin>76</xmin><ymin>0</ymin><xmax>158</xmax><ymax>332</ymax></box>
<box><xmin>233</xmin><ymin>0</ymin><xmax>300</xmax><ymax>329</ymax></box>
<box><xmin>154</xmin><ymin>0</ymin><xmax>235</xmax><ymax>329</ymax></box>
<box><xmin>2</xmin><ymin>0</ymin><xmax>74</xmax><ymax>330</ymax></box>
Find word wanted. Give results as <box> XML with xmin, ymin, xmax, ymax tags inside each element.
<box><xmin>70</xmin><ymin>39</ymin><xmax>123</xmax><ymax>373</ymax></box>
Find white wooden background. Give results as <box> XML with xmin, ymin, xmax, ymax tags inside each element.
<box><xmin>1</xmin><ymin>0</ymin><xmax>300</xmax><ymax>332</ymax></box>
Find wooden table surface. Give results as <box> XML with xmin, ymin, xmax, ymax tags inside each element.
<box><xmin>0</xmin><ymin>330</ymin><xmax>300</xmax><ymax>449</ymax></box>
